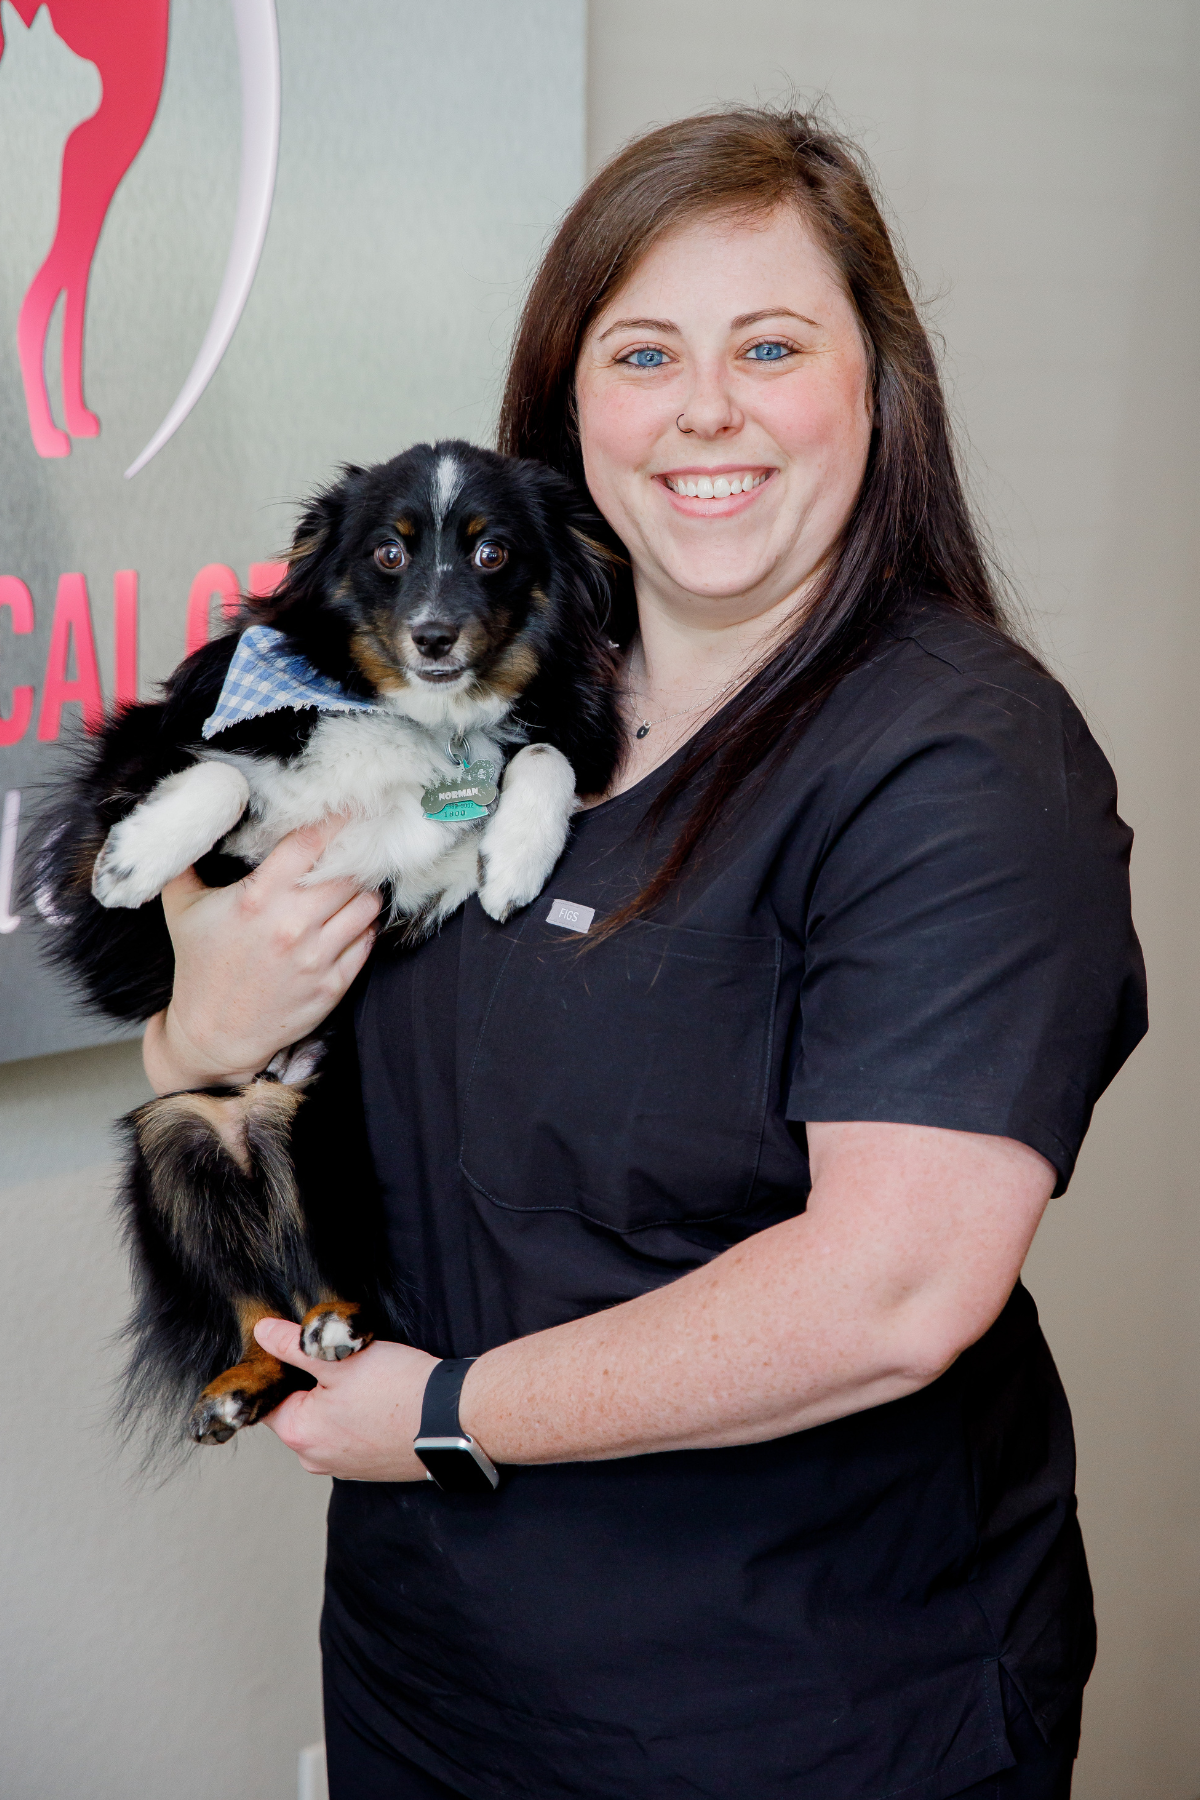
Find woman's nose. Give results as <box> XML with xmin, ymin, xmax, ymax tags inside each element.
<box><xmin>675</xmin><ymin>364</ymin><xmax>743</xmax><ymax>438</ymax></box>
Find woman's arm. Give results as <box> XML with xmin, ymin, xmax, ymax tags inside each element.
<box><xmin>254</xmin><ymin>1119</ymin><xmax>1055</xmax><ymax>1479</ymax></box>
<box><xmin>143</xmin><ymin>820</ymin><xmax>382</xmax><ymax>1094</ymax></box>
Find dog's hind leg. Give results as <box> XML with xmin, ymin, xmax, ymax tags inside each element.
<box><xmin>126</xmin><ymin>1076</ymin><xmax>373</xmax><ymax>1449</ymax></box>
<box><xmin>189</xmin><ymin>1295</ymin><xmax>307</xmax><ymax>1445</ymax></box>
<box><xmin>190</xmin><ymin>1292</ymin><xmax>374</xmax><ymax>1443</ymax></box>
<box><xmin>93</xmin><ymin>760</ymin><xmax>251</xmax><ymax>909</ymax></box>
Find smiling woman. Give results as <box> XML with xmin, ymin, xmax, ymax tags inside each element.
<box><xmin>144</xmin><ymin>108</ymin><xmax>1146</xmax><ymax>1800</ymax></box>
<box><xmin>571</xmin><ymin>206</ymin><xmax>874</xmax><ymax>815</ymax></box>
<box><xmin>500</xmin><ymin>110</ymin><xmax>1002</xmax><ymax>928</ymax></box>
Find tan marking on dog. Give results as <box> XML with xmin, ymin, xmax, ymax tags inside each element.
<box><xmin>350</xmin><ymin>628</ymin><xmax>406</xmax><ymax>692</ymax></box>
<box><xmin>134</xmin><ymin>1080</ymin><xmax>307</xmax><ymax>1274</ymax></box>
<box><xmin>193</xmin><ymin>1296</ymin><xmax>294</xmax><ymax>1428</ymax></box>
<box><xmin>287</xmin><ymin>533</ymin><xmax>318</xmax><ymax>565</ymax></box>
<box><xmin>529</xmin><ymin>584</ymin><xmax>550</xmax><ymax>612</ymax></box>
<box><xmin>569</xmin><ymin>528</ymin><xmax>627</xmax><ymax>569</ymax></box>
<box><xmin>142</xmin><ymin>1090</ymin><xmax>255</xmax><ymax>1175</ymax></box>
<box><xmin>476</xmin><ymin>636</ymin><xmax>540</xmax><ymax>702</ymax></box>
<box><xmin>466</xmin><ymin>516</ymin><xmax>488</xmax><ymax>537</ymax></box>
<box><xmin>395</xmin><ymin>518</ymin><xmax>416</xmax><ymax>537</ymax></box>
<box><xmin>143</xmin><ymin>1080</ymin><xmax>302</xmax><ymax>1176</ymax></box>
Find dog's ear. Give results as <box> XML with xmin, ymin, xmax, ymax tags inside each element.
<box><xmin>247</xmin><ymin>466</ymin><xmax>365</xmax><ymax>628</ymax></box>
<box><xmin>516</xmin><ymin>474</ymin><xmax>626</xmax><ymax>798</ymax></box>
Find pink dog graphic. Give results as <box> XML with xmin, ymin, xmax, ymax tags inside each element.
<box><xmin>1</xmin><ymin>0</ymin><xmax>280</xmax><ymax>475</ymax></box>
<box><xmin>1</xmin><ymin>0</ymin><xmax>169</xmax><ymax>460</ymax></box>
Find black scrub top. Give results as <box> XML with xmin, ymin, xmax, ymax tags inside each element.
<box><xmin>323</xmin><ymin>599</ymin><xmax>1146</xmax><ymax>1800</ymax></box>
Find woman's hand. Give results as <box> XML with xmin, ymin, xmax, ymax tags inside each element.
<box><xmin>254</xmin><ymin>1319</ymin><xmax>438</xmax><ymax>1481</ymax></box>
<box><xmin>142</xmin><ymin>821</ymin><xmax>382</xmax><ymax>1093</ymax></box>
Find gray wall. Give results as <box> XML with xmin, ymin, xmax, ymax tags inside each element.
<box><xmin>0</xmin><ymin>4</ymin><xmax>584</xmax><ymax>1796</ymax></box>
<box><xmin>589</xmin><ymin>3</ymin><xmax>1198</xmax><ymax>1797</ymax></box>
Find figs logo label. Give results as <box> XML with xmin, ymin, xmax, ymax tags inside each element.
<box><xmin>2</xmin><ymin>0</ymin><xmax>280</xmax><ymax>476</ymax></box>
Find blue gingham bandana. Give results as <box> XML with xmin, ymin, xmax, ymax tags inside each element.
<box><xmin>201</xmin><ymin>626</ymin><xmax>377</xmax><ymax>739</ymax></box>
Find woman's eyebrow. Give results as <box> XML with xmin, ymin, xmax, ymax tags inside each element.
<box><xmin>596</xmin><ymin>316</ymin><xmax>678</xmax><ymax>341</ymax></box>
<box><xmin>596</xmin><ymin>307</ymin><xmax>822</xmax><ymax>343</ymax></box>
<box><xmin>731</xmin><ymin>307</ymin><xmax>820</xmax><ymax>330</ymax></box>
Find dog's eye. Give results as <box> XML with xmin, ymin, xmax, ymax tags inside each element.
<box><xmin>473</xmin><ymin>541</ymin><xmax>507</xmax><ymax>571</ymax></box>
<box><xmin>374</xmin><ymin>541</ymin><xmax>407</xmax><ymax>572</ymax></box>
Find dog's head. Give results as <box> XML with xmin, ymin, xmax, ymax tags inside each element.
<box><xmin>253</xmin><ymin>442</ymin><xmax>621</xmax><ymax>767</ymax></box>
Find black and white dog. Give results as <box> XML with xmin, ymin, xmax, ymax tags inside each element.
<box><xmin>31</xmin><ymin>441</ymin><xmax>622</xmax><ymax>1448</ymax></box>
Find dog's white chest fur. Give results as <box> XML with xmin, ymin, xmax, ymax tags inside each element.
<box><xmin>92</xmin><ymin>707</ymin><xmax>578</xmax><ymax>929</ymax></box>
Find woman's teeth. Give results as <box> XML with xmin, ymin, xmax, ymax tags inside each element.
<box><xmin>664</xmin><ymin>472</ymin><xmax>768</xmax><ymax>499</ymax></box>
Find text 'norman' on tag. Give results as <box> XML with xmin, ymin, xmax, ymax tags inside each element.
<box><xmin>546</xmin><ymin>898</ymin><xmax>595</xmax><ymax>934</ymax></box>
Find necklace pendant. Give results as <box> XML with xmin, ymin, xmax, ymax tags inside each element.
<box><xmin>635</xmin><ymin>722</ymin><xmax>651</xmax><ymax>740</ymax></box>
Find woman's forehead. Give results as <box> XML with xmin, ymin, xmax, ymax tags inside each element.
<box><xmin>586</xmin><ymin>205</ymin><xmax>848</xmax><ymax>338</ymax></box>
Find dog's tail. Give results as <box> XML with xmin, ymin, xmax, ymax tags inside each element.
<box><xmin>114</xmin><ymin>1078</ymin><xmax>326</xmax><ymax>1461</ymax></box>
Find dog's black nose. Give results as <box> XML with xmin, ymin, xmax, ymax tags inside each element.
<box><xmin>410</xmin><ymin>620</ymin><xmax>459</xmax><ymax>660</ymax></box>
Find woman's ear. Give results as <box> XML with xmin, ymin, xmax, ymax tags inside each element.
<box><xmin>247</xmin><ymin>467</ymin><xmax>363</xmax><ymax>627</ymax></box>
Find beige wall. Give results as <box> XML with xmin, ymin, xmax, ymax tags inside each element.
<box><xmin>0</xmin><ymin>1042</ymin><xmax>329</xmax><ymax>1798</ymax></box>
<box><xmin>589</xmin><ymin>4</ymin><xmax>1199</xmax><ymax>1796</ymax></box>
<box><xmin>1</xmin><ymin>7</ymin><xmax>1193</xmax><ymax>1798</ymax></box>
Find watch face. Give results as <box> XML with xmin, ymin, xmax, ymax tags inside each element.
<box><xmin>417</xmin><ymin>1444</ymin><xmax>499</xmax><ymax>1495</ymax></box>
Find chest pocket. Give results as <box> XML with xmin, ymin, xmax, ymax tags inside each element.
<box><xmin>459</xmin><ymin>916</ymin><xmax>781</xmax><ymax>1234</ymax></box>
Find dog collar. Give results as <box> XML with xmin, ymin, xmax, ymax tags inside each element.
<box><xmin>201</xmin><ymin>626</ymin><xmax>377</xmax><ymax>739</ymax></box>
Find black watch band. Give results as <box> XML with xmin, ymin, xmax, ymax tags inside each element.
<box><xmin>413</xmin><ymin>1357</ymin><xmax>500</xmax><ymax>1495</ymax></box>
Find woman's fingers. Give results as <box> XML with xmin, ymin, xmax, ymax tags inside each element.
<box><xmin>240</xmin><ymin>824</ymin><xmax>364</xmax><ymax>925</ymax></box>
<box><xmin>331</xmin><ymin>924</ymin><xmax>378</xmax><ymax>991</ymax></box>
<box><xmin>255</xmin><ymin>1316</ymin><xmax>329</xmax><ymax>1373</ymax></box>
<box><xmin>146</xmin><ymin>818</ymin><xmax>383</xmax><ymax>1094</ymax></box>
<box><xmin>320</xmin><ymin>887</ymin><xmax>383</xmax><ymax>958</ymax></box>
<box><xmin>160</xmin><ymin>865</ymin><xmax>210</xmax><ymax>922</ymax></box>
<box><xmin>255</xmin><ymin>1317</ymin><xmax>349</xmax><ymax>1463</ymax></box>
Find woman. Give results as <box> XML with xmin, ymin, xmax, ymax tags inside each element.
<box><xmin>144</xmin><ymin>110</ymin><xmax>1145</xmax><ymax>1799</ymax></box>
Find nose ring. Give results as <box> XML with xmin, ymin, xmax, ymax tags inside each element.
<box><xmin>675</xmin><ymin>413</ymin><xmax>693</xmax><ymax>434</ymax></box>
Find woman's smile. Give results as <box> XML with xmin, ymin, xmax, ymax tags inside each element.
<box><xmin>657</xmin><ymin>466</ymin><xmax>775</xmax><ymax>506</ymax></box>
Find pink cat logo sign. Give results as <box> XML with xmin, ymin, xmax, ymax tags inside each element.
<box><xmin>3</xmin><ymin>0</ymin><xmax>280</xmax><ymax>475</ymax></box>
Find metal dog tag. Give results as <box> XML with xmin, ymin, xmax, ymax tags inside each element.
<box><xmin>422</xmin><ymin>759</ymin><xmax>500</xmax><ymax>823</ymax></box>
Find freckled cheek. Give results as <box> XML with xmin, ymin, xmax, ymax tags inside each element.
<box><xmin>765</xmin><ymin>379</ymin><xmax>862</xmax><ymax>464</ymax></box>
<box><xmin>578</xmin><ymin>382</ymin><xmax>669</xmax><ymax>491</ymax></box>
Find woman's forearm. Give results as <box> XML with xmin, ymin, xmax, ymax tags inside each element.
<box><xmin>459</xmin><ymin>1122</ymin><xmax>1054</xmax><ymax>1466</ymax></box>
<box><xmin>460</xmin><ymin>1214</ymin><xmax>938</xmax><ymax>1463</ymax></box>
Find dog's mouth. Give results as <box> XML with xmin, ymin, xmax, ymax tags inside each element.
<box><xmin>410</xmin><ymin>662</ymin><xmax>471</xmax><ymax>685</ymax></box>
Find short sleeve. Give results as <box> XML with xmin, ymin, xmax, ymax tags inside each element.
<box><xmin>785</xmin><ymin>676</ymin><xmax>1147</xmax><ymax>1194</ymax></box>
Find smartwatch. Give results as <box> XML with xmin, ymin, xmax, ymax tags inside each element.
<box><xmin>413</xmin><ymin>1357</ymin><xmax>500</xmax><ymax>1495</ymax></box>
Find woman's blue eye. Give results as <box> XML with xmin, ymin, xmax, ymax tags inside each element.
<box><xmin>746</xmin><ymin>341</ymin><xmax>790</xmax><ymax>362</ymax></box>
<box><xmin>625</xmin><ymin>348</ymin><xmax>668</xmax><ymax>368</ymax></box>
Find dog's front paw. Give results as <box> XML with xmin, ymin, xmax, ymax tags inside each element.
<box><xmin>91</xmin><ymin>828</ymin><xmax>162</xmax><ymax>910</ymax></box>
<box><xmin>476</xmin><ymin>849</ymin><xmax>538</xmax><ymax>924</ymax></box>
<box><xmin>300</xmin><ymin>1301</ymin><xmax>372</xmax><ymax>1363</ymax></box>
<box><xmin>475</xmin><ymin>743</ymin><xmax>576</xmax><ymax>922</ymax></box>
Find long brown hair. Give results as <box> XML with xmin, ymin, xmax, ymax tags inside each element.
<box><xmin>497</xmin><ymin>106</ymin><xmax>1010</xmax><ymax>926</ymax></box>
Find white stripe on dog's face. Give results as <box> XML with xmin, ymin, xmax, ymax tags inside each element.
<box><xmin>432</xmin><ymin>454</ymin><xmax>463</xmax><ymax>523</ymax></box>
